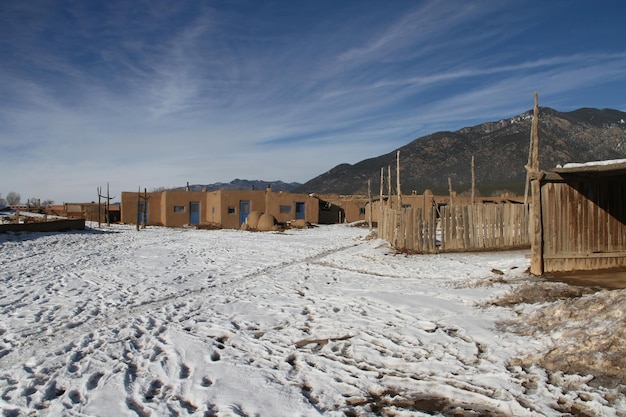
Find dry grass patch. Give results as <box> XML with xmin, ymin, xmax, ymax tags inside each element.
<box><xmin>498</xmin><ymin>284</ymin><xmax>626</xmax><ymax>388</ymax></box>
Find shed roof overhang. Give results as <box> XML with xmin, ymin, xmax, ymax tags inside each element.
<box><xmin>552</xmin><ymin>160</ymin><xmax>626</xmax><ymax>177</ymax></box>
<box><xmin>539</xmin><ymin>160</ymin><xmax>626</xmax><ymax>181</ymax></box>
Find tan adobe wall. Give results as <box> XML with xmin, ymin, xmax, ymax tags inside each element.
<box><xmin>120</xmin><ymin>191</ymin><xmax>164</xmax><ymax>226</ymax></box>
<box><xmin>368</xmin><ymin>192</ymin><xmax>525</xmax><ymax>224</ymax></box>
<box><xmin>369</xmin><ymin>194</ymin><xmax>433</xmax><ymax>223</ymax></box>
<box><xmin>207</xmin><ymin>190</ymin><xmax>319</xmax><ymax>228</ymax></box>
<box><xmin>121</xmin><ymin>189</ymin><xmax>321</xmax><ymax>229</ymax></box>
<box><xmin>213</xmin><ymin>190</ymin><xmax>266</xmax><ymax>229</ymax></box>
<box><xmin>206</xmin><ymin>191</ymin><xmax>222</xmax><ymax>226</ymax></box>
<box><xmin>123</xmin><ymin>190</ymin><xmax>215</xmax><ymax>227</ymax></box>
<box><xmin>342</xmin><ymin>200</ymin><xmax>367</xmax><ymax>223</ymax></box>
<box><xmin>160</xmin><ymin>191</ymin><xmax>207</xmax><ymax>227</ymax></box>
<box><xmin>120</xmin><ymin>192</ymin><xmax>134</xmax><ymax>224</ymax></box>
<box><xmin>63</xmin><ymin>203</ymin><xmax>121</xmax><ymax>222</ymax></box>
<box><xmin>150</xmin><ymin>194</ymin><xmax>163</xmax><ymax>225</ymax></box>
<box><xmin>265</xmin><ymin>191</ymin><xmax>319</xmax><ymax>224</ymax></box>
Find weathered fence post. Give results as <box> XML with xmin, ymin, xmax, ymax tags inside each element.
<box><xmin>368</xmin><ymin>179</ymin><xmax>372</xmax><ymax>230</ymax></box>
<box><xmin>387</xmin><ymin>166</ymin><xmax>392</xmax><ymax>208</ymax></box>
<box><xmin>471</xmin><ymin>155</ymin><xmax>476</xmax><ymax>206</ymax></box>
<box><xmin>528</xmin><ymin>92</ymin><xmax>544</xmax><ymax>275</ymax></box>
<box><xmin>379</xmin><ymin>167</ymin><xmax>384</xmax><ymax>229</ymax></box>
<box><xmin>396</xmin><ymin>151</ymin><xmax>402</xmax><ymax>208</ymax></box>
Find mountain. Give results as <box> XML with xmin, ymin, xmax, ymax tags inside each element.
<box><xmin>295</xmin><ymin>107</ymin><xmax>626</xmax><ymax>196</ymax></box>
<box><xmin>175</xmin><ymin>179</ymin><xmax>302</xmax><ymax>193</ymax></box>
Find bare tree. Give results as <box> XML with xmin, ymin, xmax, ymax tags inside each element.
<box><xmin>41</xmin><ymin>199</ymin><xmax>55</xmax><ymax>208</ymax></box>
<box><xmin>26</xmin><ymin>197</ymin><xmax>41</xmax><ymax>208</ymax></box>
<box><xmin>0</xmin><ymin>194</ymin><xmax>6</xmax><ymax>207</ymax></box>
<box><xmin>6</xmin><ymin>191</ymin><xmax>21</xmax><ymax>206</ymax></box>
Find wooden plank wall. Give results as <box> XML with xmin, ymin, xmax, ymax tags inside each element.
<box><xmin>541</xmin><ymin>179</ymin><xmax>626</xmax><ymax>272</ymax></box>
<box><xmin>440</xmin><ymin>204</ymin><xmax>530</xmax><ymax>252</ymax></box>
<box><xmin>379</xmin><ymin>203</ymin><xmax>530</xmax><ymax>253</ymax></box>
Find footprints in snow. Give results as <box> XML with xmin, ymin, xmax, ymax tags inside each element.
<box><xmin>144</xmin><ymin>379</ymin><xmax>163</xmax><ymax>401</ymax></box>
<box><xmin>3</xmin><ymin>238</ymin><xmax>390</xmax><ymax>415</ymax></box>
<box><xmin>86</xmin><ymin>371</ymin><xmax>104</xmax><ymax>390</ymax></box>
<box><xmin>0</xmin><ymin>311</ymin><xmax>228</xmax><ymax>415</ymax></box>
<box><xmin>179</xmin><ymin>363</ymin><xmax>191</xmax><ymax>379</ymax></box>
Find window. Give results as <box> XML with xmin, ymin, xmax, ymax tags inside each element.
<box><xmin>402</xmin><ymin>204</ymin><xmax>412</xmax><ymax>209</ymax></box>
<box><xmin>280</xmin><ymin>205</ymin><xmax>292</xmax><ymax>214</ymax></box>
<box><xmin>359</xmin><ymin>207</ymin><xmax>366</xmax><ymax>215</ymax></box>
<box><xmin>228</xmin><ymin>206</ymin><xmax>236</xmax><ymax>214</ymax></box>
<box><xmin>173</xmin><ymin>206</ymin><xmax>185</xmax><ymax>213</ymax></box>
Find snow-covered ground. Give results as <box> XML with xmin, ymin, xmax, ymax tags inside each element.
<box><xmin>0</xmin><ymin>223</ymin><xmax>624</xmax><ymax>416</ymax></box>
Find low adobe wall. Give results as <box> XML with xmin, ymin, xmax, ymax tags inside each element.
<box><xmin>0</xmin><ymin>219</ymin><xmax>86</xmax><ymax>233</ymax></box>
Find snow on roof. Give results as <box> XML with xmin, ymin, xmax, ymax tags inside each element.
<box><xmin>553</xmin><ymin>158</ymin><xmax>626</xmax><ymax>175</ymax></box>
<box><xmin>0</xmin><ymin>209</ymin><xmax>66</xmax><ymax>220</ymax></box>
<box><xmin>558</xmin><ymin>158</ymin><xmax>626</xmax><ymax>169</ymax></box>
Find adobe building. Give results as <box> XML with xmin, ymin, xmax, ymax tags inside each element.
<box><xmin>121</xmin><ymin>188</ymin><xmax>319</xmax><ymax>229</ymax></box>
<box><xmin>122</xmin><ymin>186</ymin><xmax>527</xmax><ymax>229</ymax></box>
<box><xmin>316</xmin><ymin>194</ymin><xmax>369</xmax><ymax>224</ymax></box>
<box><xmin>46</xmin><ymin>203</ymin><xmax>121</xmax><ymax>223</ymax></box>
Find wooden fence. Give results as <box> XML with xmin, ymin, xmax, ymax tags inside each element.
<box><xmin>379</xmin><ymin>203</ymin><xmax>531</xmax><ymax>253</ymax></box>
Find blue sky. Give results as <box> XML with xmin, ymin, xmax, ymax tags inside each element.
<box><xmin>1</xmin><ymin>0</ymin><xmax>625</xmax><ymax>203</ymax></box>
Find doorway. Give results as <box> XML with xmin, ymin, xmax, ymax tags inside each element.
<box><xmin>189</xmin><ymin>202</ymin><xmax>200</xmax><ymax>225</ymax></box>
<box><xmin>240</xmin><ymin>200</ymin><xmax>250</xmax><ymax>225</ymax></box>
<box><xmin>295</xmin><ymin>202</ymin><xmax>305</xmax><ymax>220</ymax></box>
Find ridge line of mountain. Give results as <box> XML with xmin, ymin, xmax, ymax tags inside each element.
<box><xmin>173</xmin><ymin>107</ymin><xmax>626</xmax><ymax>197</ymax></box>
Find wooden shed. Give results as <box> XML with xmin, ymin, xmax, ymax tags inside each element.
<box><xmin>530</xmin><ymin>159</ymin><xmax>626</xmax><ymax>274</ymax></box>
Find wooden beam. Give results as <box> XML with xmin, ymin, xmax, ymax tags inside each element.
<box><xmin>387</xmin><ymin>166</ymin><xmax>392</xmax><ymax>207</ymax></box>
<box><xmin>396</xmin><ymin>151</ymin><xmax>402</xmax><ymax>208</ymax></box>
<box><xmin>524</xmin><ymin>91</ymin><xmax>539</xmax><ymax>204</ymax></box>
<box><xmin>530</xmin><ymin>176</ymin><xmax>544</xmax><ymax>275</ymax></box>
<box><xmin>531</xmin><ymin>91</ymin><xmax>540</xmax><ymax>172</ymax></box>
<box><xmin>471</xmin><ymin>155</ymin><xmax>476</xmax><ymax>206</ymax></box>
<box><xmin>368</xmin><ymin>179</ymin><xmax>372</xmax><ymax>230</ymax></box>
<box><xmin>528</xmin><ymin>92</ymin><xmax>543</xmax><ymax>275</ymax></box>
<box><xmin>379</xmin><ymin>167</ymin><xmax>384</xmax><ymax>228</ymax></box>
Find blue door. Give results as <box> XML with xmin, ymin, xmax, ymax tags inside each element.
<box><xmin>138</xmin><ymin>202</ymin><xmax>148</xmax><ymax>225</ymax></box>
<box><xmin>295</xmin><ymin>202</ymin><xmax>305</xmax><ymax>220</ymax></box>
<box><xmin>189</xmin><ymin>202</ymin><xmax>200</xmax><ymax>225</ymax></box>
<box><xmin>240</xmin><ymin>200</ymin><xmax>250</xmax><ymax>225</ymax></box>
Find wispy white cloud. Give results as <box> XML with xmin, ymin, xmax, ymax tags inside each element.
<box><xmin>334</xmin><ymin>1</ymin><xmax>485</xmax><ymax>66</ymax></box>
<box><xmin>1</xmin><ymin>0</ymin><xmax>625</xmax><ymax>202</ymax></box>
